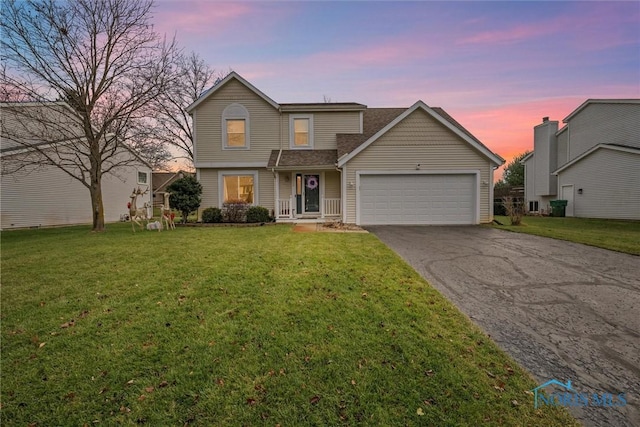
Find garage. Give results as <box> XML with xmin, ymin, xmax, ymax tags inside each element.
<box><xmin>357</xmin><ymin>173</ymin><xmax>477</xmax><ymax>225</ymax></box>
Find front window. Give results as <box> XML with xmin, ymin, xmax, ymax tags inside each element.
<box><xmin>222</xmin><ymin>103</ymin><xmax>250</xmax><ymax>149</ymax></box>
<box><xmin>294</xmin><ymin>118</ymin><xmax>309</xmax><ymax>146</ymax></box>
<box><xmin>223</xmin><ymin>175</ymin><xmax>254</xmax><ymax>203</ymax></box>
<box><xmin>226</xmin><ymin>119</ymin><xmax>246</xmax><ymax>147</ymax></box>
<box><xmin>290</xmin><ymin>114</ymin><xmax>313</xmax><ymax>148</ymax></box>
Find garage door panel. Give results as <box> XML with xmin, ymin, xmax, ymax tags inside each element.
<box><xmin>359</xmin><ymin>174</ymin><xmax>475</xmax><ymax>225</ymax></box>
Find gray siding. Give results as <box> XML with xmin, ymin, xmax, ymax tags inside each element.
<box><xmin>568</xmin><ymin>103</ymin><xmax>640</xmax><ymax>161</ymax></box>
<box><xmin>556</xmin><ymin>129</ymin><xmax>569</xmax><ymax>167</ymax></box>
<box><xmin>343</xmin><ymin>109</ymin><xmax>492</xmax><ymax>223</ymax></box>
<box><xmin>1</xmin><ymin>153</ymin><xmax>150</xmax><ymax>229</ymax></box>
<box><xmin>557</xmin><ymin>148</ymin><xmax>640</xmax><ymax>220</ymax></box>
<box><xmin>533</xmin><ymin>120</ymin><xmax>558</xmax><ymax>196</ymax></box>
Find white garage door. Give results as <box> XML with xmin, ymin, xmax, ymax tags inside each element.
<box><xmin>359</xmin><ymin>174</ymin><xmax>476</xmax><ymax>225</ymax></box>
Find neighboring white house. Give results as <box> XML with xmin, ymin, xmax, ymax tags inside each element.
<box><xmin>188</xmin><ymin>72</ymin><xmax>504</xmax><ymax>225</ymax></box>
<box><xmin>522</xmin><ymin>99</ymin><xmax>640</xmax><ymax>219</ymax></box>
<box><xmin>1</xmin><ymin>102</ymin><xmax>152</xmax><ymax>229</ymax></box>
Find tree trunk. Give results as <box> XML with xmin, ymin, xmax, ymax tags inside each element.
<box><xmin>90</xmin><ymin>176</ymin><xmax>105</xmax><ymax>232</ymax></box>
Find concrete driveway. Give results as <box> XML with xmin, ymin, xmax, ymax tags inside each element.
<box><xmin>367</xmin><ymin>225</ymin><xmax>640</xmax><ymax>427</ymax></box>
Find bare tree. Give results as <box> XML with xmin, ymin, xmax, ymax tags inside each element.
<box><xmin>147</xmin><ymin>52</ymin><xmax>228</xmax><ymax>166</ymax></box>
<box><xmin>0</xmin><ymin>0</ymin><xmax>178</xmax><ymax>231</ymax></box>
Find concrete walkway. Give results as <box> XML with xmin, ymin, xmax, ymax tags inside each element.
<box><xmin>367</xmin><ymin>225</ymin><xmax>640</xmax><ymax>427</ymax></box>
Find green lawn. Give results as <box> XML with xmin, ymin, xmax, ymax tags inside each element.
<box><xmin>492</xmin><ymin>215</ymin><xmax>640</xmax><ymax>255</ymax></box>
<box><xmin>1</xmin><ymin>224</ymin><xmax>578</xmax><ymax>426</ymax></box>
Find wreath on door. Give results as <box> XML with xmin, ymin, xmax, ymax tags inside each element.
<box><xmin>306</xmin><ymin>176</ymin><xmax>318</xmax><ymax>190</ymax></box>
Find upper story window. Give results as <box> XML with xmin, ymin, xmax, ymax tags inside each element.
<box><xmin>226</xmin><ymin>120</ymin><xmax>246</xmax><ymax>147</ymax></box>
<box><xmin>222</xmin><ymin>103</ymin><xmax>250</xmax><ymax>149</ymax></box>
<box><xmin>290</xmin><ymin>114</ymin><xmax>314</xmax><ymax>149</ymax></box>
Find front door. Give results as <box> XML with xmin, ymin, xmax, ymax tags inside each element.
<box><xmin>304</xmin><ymin>174</ymin><xmax>320</xmax><ymax>213</ymax></box>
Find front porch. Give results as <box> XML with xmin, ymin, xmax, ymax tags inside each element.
<box><xmin>274</xmin><ymin>169</ymin><xmax>342</xmax><ymax>222</ymax></box>
<box><xmin>276</xmin><ymin>196</ymin><xmax>341</xmax><ymax>221</ymax></box>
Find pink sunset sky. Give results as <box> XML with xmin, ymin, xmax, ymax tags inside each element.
<box><xmin>153</xmin><ymin>0</ymin><xmax>640</xmax><ymax>179</ymax></box>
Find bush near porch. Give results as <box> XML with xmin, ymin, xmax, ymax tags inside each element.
<box><xmin>1</xmin><ymin>224</ymin><xmax>578</xmax><ymax>426</ymax></box>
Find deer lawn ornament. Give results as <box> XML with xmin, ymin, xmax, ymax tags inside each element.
<box><xmin>128</xmin><ymin>187</ymin><xmax>149</xmax><ymax>232</ymax></box>
<box><xmin>160</xmin><ymin>192</ymin><xmax>175</xmax><ymax>230</ymax></box>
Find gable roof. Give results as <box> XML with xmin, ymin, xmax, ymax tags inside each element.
<box><xmin>553</xmin><ymin>143</ymin><xmax>640</xmax><ymax>175</ymax></box>
<box><xmin>520</xmin><ymin>151</ymin><xmax>534</xmax><ymax>163</ymax></box>
<box><xmin>280</xmin><ymin>103</ymin><xmax>367</xmax><ymax>113</ymax></box>
<box><xmin>1</xmin><ymin>102</ymin><xmax>85</xmax><ymax>153</ymax></box>
<box><xmin>563</xmin><ymin>99</ymin><xmax>640</xmax><ymax>123</ymax></box>
<box><xmin>1</xmin><ymin>102</ymin><xmax>152</xmax><ymax>168</ymax></box>
<box><xmin>186</xmin><ymin>71</ymin><xmax>280</xmax><ymax>113</ymax></box>
<box><xmin>337</xmin><ymin>101</ymin><xmax>504</xmax><ymax>167</ymax></box>
<box><xmin>337</xmin><ymin>108</ymin><xmax>405</xmax><ymax>157</ymax></box>
<box><xmin>152</xmin><ymin>170</ymin><xmax>193</xmax><ymax>192</ymax></box>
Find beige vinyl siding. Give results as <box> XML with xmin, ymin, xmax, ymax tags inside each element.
<box><xmin>557</xmin><ymin>149</ymin><xmax>640</xmax><ymax>220</ymax></box>
<box><xmin>197</xmin><ymin>168</ymin><xmax>274</xmax><ymax>212</ymax></box>
<box><xmin>198</xmin><ymin>168</ymin><xmax>219</xmax><ymax>213</ymax></box>
<box><xmin>343</xmin><ymin>109</ymin><xmax>492</xmax><ymax>223</ymax></box>
<box><xmin>567</xmin><ymin>103</ymin><xmax>640</xmax><ymax>161</ymax></box>
<box><xmin>195</xmin><ymin>79</ymin><xmax>281</xmax><ymax>164</ymax></box>
<box><xmin>282</xmin><ymin>111</ymin><xmax>360</xmax><ymax>150</ymax></box>
<box><xmin>278</xmin><ymin>172</ymin><xmax>293</xmax><ymax>200</ymax></box>
<box><xmin>1</xmin><ymin>152</ymin><xmax>150</xmax><ymax>229</ymax></box>
<box><xmin>258</xmin><ymin>169</ymin><xmax>275</xmax><ymax>212</ymax></box>
<box><xmin>324</xmin><ymin>171</ymin><xmax>341</xmax><ymax>199</ymax></box>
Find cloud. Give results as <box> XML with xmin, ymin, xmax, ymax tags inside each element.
<box><xmin>153</xmin><ymin>1</ymin><xmax>253</xmax><ymax>37</ymax></box>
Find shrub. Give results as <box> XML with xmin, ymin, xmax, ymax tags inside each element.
<box><xmin>223</xmin><ymin>199</ymin><xmax>249</xmax><ymax>223</ymax></box>
<box><xmin>502</xmin><ymin>196</ymin><xmax>524</xmax><ymax>225</ymax></box>
<box><xmin>202</xmin><ymin>207</ymin><xmax>223</xmax><ymax>223</ymax></box>
<box><xmin>246</xmin><ymin>206</ymin><xmax>271</xmax><ymax>223</ymax></box>
<box><xmin>167</xmin><ymin>175</ymin><xmax>202</xmax><ymax>223</ymax></box>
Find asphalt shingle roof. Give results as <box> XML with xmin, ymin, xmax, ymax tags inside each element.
<box><xmin>267</xmin><ymin>149</ymin><xmax>338</xmax><ymax>168</ymax></box>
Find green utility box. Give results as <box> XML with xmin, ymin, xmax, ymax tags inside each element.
<box><xmin>550</xmin><ymin>200</ymin><xmax>568</xmax><ymax>217</ymax></box>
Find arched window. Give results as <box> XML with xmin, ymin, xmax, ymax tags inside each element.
<box><xmin>222</xmin><ymin>103</ymin><xmax>250</xmax><ymax>149</ymax></box>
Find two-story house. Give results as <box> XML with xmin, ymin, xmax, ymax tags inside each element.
<box><xmin>187</xmin><ymin>72</ymin><xmax>504</xmax><ymax>225</ymax></box>
<box><xmin>523</xmin><ymin>99</ymin><xmax>640</xmax><ymax>219</ymax></box>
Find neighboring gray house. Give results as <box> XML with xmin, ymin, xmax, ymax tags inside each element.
<box><xmin>1</xmin><ymin>102</ymin><xmax>152</xmax><ymax>229</ymax></box>
<box><xmin>522</xmin><ymin>99</ymin><xmax>640</xmax><ymax>219</ymax></box>
<box><xmin>187</xmin><ymin>72</ymin><xmax>504</xmax><ymax>225</ymax></box>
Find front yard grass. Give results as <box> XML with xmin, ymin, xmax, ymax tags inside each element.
<box><xmin>492</xmin><ymin>215</ymin><xmax>640</xmax><ymax>255</ymax></box>
<box><xmin>1</xmin><ymin>223</ymin><xmax>577</xmax><ymax>426</ymax></box>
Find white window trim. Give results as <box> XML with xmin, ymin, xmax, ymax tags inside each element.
<box><xmin>137</xmin><ymin>170</ymin><xmax>149</xmax><ymax>185</ymax></box>
<box><xmin>218</xmin><ymin>170</ymin><xmax>259</xmax><ymax>206</ymax></box>
<box><xmin>289</xmin><ymin>114</ymin><xmax>314</xmax><ymax>149</ymax></box>
<box><xmin>222</xmin><ymin>103</ymin><xmax>250</xmax><ymax>150</ymax></box>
